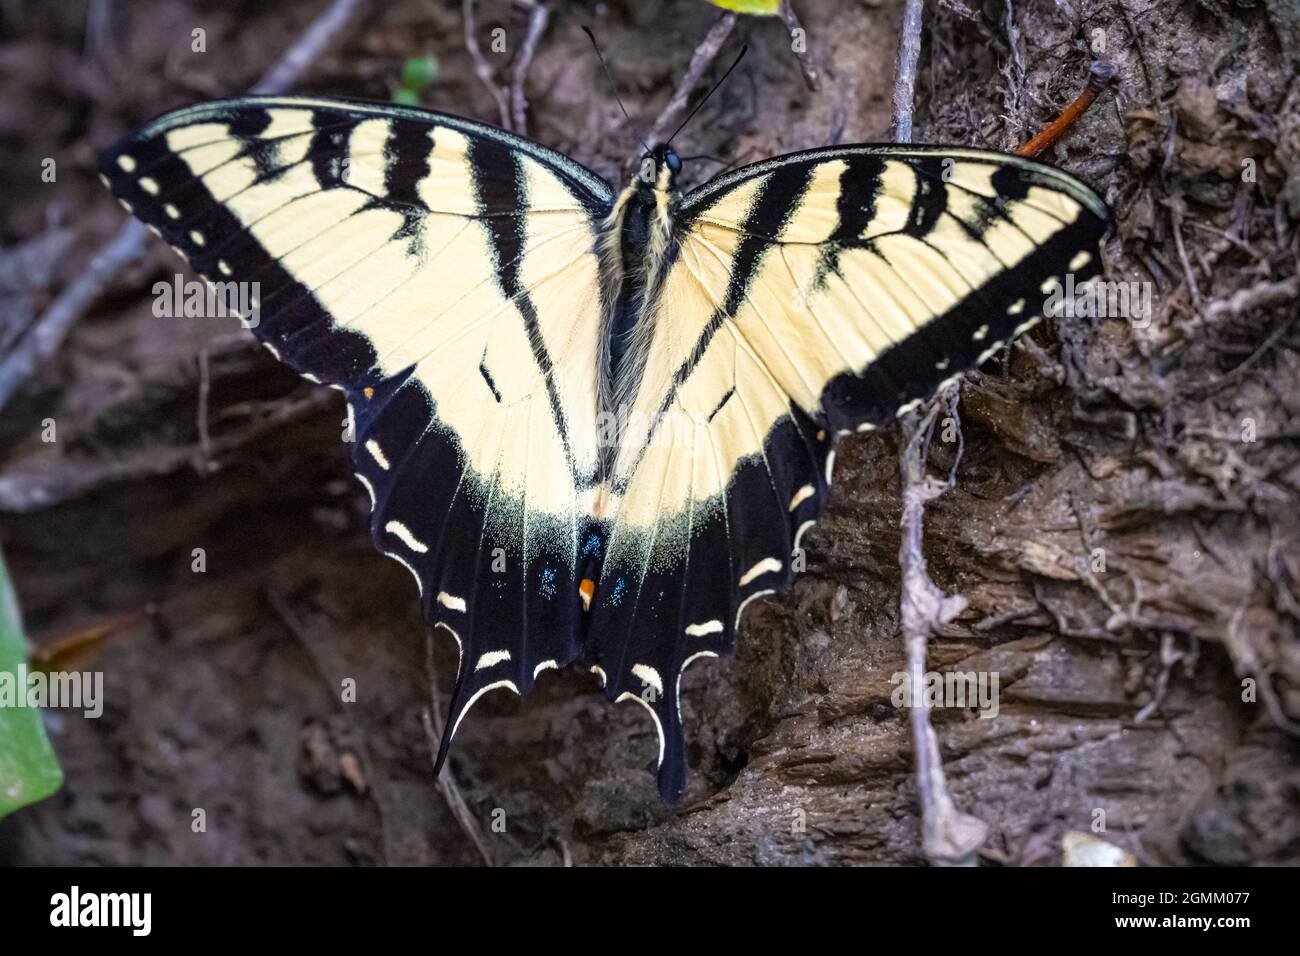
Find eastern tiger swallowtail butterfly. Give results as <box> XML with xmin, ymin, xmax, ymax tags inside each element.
<box><xmin>100</xmin><ymin>95</ymin><xmax>1111</xmax><ymax>802</ymax></box>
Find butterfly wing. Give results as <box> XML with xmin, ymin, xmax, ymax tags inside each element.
<box><xmin>589</xmin><ymin>146</ymin><xmax>1112</xmax><ymax>800</ymax></box>
<box><xmin>101</xmin><ymin>97</ymin><xmax>613</xmax><ymax>764</ymax></box>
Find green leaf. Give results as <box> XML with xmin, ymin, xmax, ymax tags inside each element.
<box><xmin>704</xmin><ymin>0</ymin><xmax>782</xmax><ymax>15</ymax></box>
<box><xmin>0</xmin><ymin>547</ymin><xmax>63</xmax><ymax>819</ymax></box>
<box><xmin>392</xmin><ymin>87</ymin><xmax>422</xmax><ymax>107</ymax></box>
<box><xmin>400</xmin><ymin>55</ymin><xmax>439</xmax><ymax>93</ymax></box>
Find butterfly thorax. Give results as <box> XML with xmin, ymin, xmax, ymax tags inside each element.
<box><xmin>595</xmin><ymin>145</ymin><xmax>681</xmax><ymax>474</ymax></box>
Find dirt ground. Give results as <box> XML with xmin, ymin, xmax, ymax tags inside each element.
<box><xmin>1</xmin><ymin>0</ymin><xmax>1298</xmax><ymax>865</ymax></box>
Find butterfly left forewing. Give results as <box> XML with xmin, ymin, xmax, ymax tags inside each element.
<box><xmin>589</xmin><ymin>146</ymin><xmax>1111</xmax><ymax>799</ymax></box>
<box><xmin>102</xmin><ymin>97</ymin><xmax>613</xmax><ymax>761</ymax></box>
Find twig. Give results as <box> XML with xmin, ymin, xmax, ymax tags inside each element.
<box><xmin>777</xmin><ymin>1</ymin><xmax>821</xmax><ymax>91</ymax></box>
<box><xmin>999</xmin><ymin>0</ymin><xmax>1025</xmax><ymax>143</ymax></box>
<box><xmin>890</xmin><ymin>5</ymin><xmax>986</xmax><ymax>863</ymax></box>
<box><xmin>195</xmin><ymin>348</ymin><xmax>213</xmax><ymax>473</ymax></box>
<box><xmin>0</xmin><ymin>220</ymin><xmax>150</xmax><ymax>414</ymax></box>
<box><xmin>1195</xmin><ymin>302</ymin><xmax>1300</xmax><ymax>398</ymax></box>
<box><xmin>1013</xmin><ymin>60</ymin><xmax>1117</xmax><ymax>158</ymax></box>
<box><xmin>424</xmin><ymin>632</ymin><xmax>496</xmax><ymax>866</ymax></box>
<box><xmin>251</xmin><ymin>0</ymin><xmax>367</xmax><ymax>95</ymax></box>
<box><xmin>936</xmin><ymin>0</ymin><xmax>979</xmax><ymax>20</ymax></box>
<box><xmin>1223</xmin><ymin>603</ymin><xmax>1300</xmax><ymax>738</ymax></box>
<box><xmin>638</xmin><ymin>13</ymin><xmax>738</xmax><ymax>166</ymax></box>
<box><xmin>0</xmin><ymin>391</ymin><xmax>336</xmax><ymax>514</ymax></box>
<box><xmin>0</xmin><ymin>0</ymin><xmax>368</xmax><ymax>417</ymax></box>
<box><xmin>1205</xmin><ymin>275</ymin><xmax>1299</xmax><ymax>322</ymax></box>
<box><xmin>890</xmin><ymin>0</ymin><xmax>924</xmax><ymax>143</ymax></box>
<box><xmin>897</xmin><ymin>395</ymin><xmax>987</xmax><ymax>865</ymax></box>
<box><xmin>509</xmin><ymin>0</ymin><xmax>549</xmax><ymax>136</ymax></box>
<box><xmin>1169</xmin><ymin>196</ymin><xmax>1202</xmax><ymax>314</ymax></box>
<box><xmin>904</xmin><ymin>392</ymin><xmax>982</xmax><ymax>863</ymax></box>
<box><xmin>463</xmin><ymin>0</ymin><xmax>512</xmax><ymax>130</ymax></box>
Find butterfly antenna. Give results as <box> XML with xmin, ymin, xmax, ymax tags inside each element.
<box><xmin>582</xmin><ymin>26</ymin><xmax>651</xmax><ymax>157</ymax></box>
<box><xmin>666</xmin><ymin>44</ymin><xmax>748</xmax><ymax>147</ymax></box>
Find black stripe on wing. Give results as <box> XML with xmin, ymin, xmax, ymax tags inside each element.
<box><xmin>469</xmin><ymin>135</ymin><xmax>578</xmax><ymax>477</ymax></box>
<box><xmin>819</xmin><ymin>204</ymin><xmax>1109</xmax><ymax>433</ymax></box>
<box><xmin>101</xmin><ymin>109</ymin><xmax>380</xmax><ymax>386</ymax></box>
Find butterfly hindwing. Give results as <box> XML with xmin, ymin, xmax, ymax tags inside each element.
<box><xmin>101</xmin><ymin>97</ymin><xmax>615</xmax><ymax>760</ymax></box>
<box><xmin>591</xmin><ymin>146</ymin><xmax>1111</xmax><ymax>800</ymax></box>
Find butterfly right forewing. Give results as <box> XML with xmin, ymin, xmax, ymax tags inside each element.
<box><xmin>586</xmin><ymin>145</ymin><xmax>1111</xmax><ymax>800</ymax></box>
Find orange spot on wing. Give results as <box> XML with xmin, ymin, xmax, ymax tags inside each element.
<box><xmin>363</xmin><ymin>387</ymin><xmax>374</xmax><ymax>399</ymax></box>
<box><xmin>579</xmin><ymin>578</ymin><xmax>595</xmax><ymax>611</ymax></box>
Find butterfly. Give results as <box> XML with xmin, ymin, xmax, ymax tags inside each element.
<box><xmin>101</xmin><ymin>94</ymin><xmax>1111</xmax><ymax>801</ymax></box>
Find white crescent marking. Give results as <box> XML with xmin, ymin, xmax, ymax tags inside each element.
<box><xmin>365</xmin><ymin>439</ymin><xmax>390</xmax><ymax>470</ymax></box>
<box><xmin>632</xmin><ymin>663</ymin><xmax>663</xmax><ymax>694</ymax></box>
<box><xmin>450</xmin><ymin>680</ymin><xmax>519</xmax><ymax>741</ymax></box>
<box><xmin>434</xmin><ymin>621</ymin><xmax>462</xmax><ymax>676</ymax></box>
<box><xmin>789</xmin><ymin>484</ymin><xmax>815</xmax><ymax>511</ymax></box>
<box><xmin>616</xmin><ymin>692</ymin><xmax>665</xmax><ymax>768</ymax></box>
<box><xmin>739</xmin><ymin>557</ymin><xmax>782</xmax><ymax>587</ymax></box>
<box><xmin>677</xmin><ymin>651</ymin><xmax>719</xmax><ymax>722</ymax></box>
<box><xmin>1014</xmin><ymin>316</ymin><xmax>1042</xmax><ymax>337</ymax></box>
<box><xmin>794</xmin><ymin>520</ymin><xmax>816</xmax><ymax>552</ymax></box>
<box><xmin>533</xmin><ymin>659</ymin><xmax>557</xmax><ymax>679</ymax></box>
<box><xmin>685</xmin><ymin>620</ymin><xmax>723</xmax><ymax>637</ymax></box>
<box><xmin>382</xmin><ymin>550</ymin><xmax>422</xmax><ymax>598</ymax></box>
<box><xmin>475</xmin><ymin>649</ymin><xmax>511</xmax><ymax>671</ymax></box>
<box><xmin>385</xmin><ymin>520</ymin><xmax>428</xmax><ymax>553</ymax></box>
<box><xmin>735</xmin><ymin>589</ymin><xmax>775</xmax><ymax>632</ymax></box>
<box><xmin>437</xmin><ymin>591</ymin><xmax>467</xmax><ymax>613</ymax></box>
<box><xmin>356</xmin><ymin>473</ymin><xmax>376</xmax><ymax>510</ymax></box>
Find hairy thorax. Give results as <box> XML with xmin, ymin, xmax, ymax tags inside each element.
<box><xmin>595</xmin><ymin>156</ymin><xmax>678</xmax><ymax>478</ymax></box>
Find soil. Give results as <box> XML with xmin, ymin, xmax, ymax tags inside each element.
<box><xmin>1</xmin><ymin>0</ymin><xmax>1297</xmax><ymax>866</ymax></box>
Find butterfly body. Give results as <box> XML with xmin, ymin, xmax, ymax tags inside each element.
<box><xmin>102</xmin><ymin>96</ymin><xmax>1111</xmax><ymax>801</ymax></box>
<box><xmin>596</xmin><ymin>144</ymin><xmax>681</xmax><ymax>452</ymax></box>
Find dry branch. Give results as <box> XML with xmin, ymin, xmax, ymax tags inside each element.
<box><xmin>638</xmin><ymin>12</ymin><xmax>738</xmax><ymax>166</ymax></box>
<box><xmin>778</xmin><ymin>1</ymin><xmax>821</xmax><ymax>91</ymax></box>
<box><xmin>889</xmin><ymin>0</ymin><xmax>924</xmax><ymax>142</ymax></box>
<box><xmin>510</xmin><ymin>0</ymin><xmax>550</xmax><ymax>135</ymax></box>
<box><xmin>463</xmin><ymin>0</ymin><xmax>512</xmax><ymax>130</ymax></box>
<box><xmin>0</xmin><ymin>0</ymin><xmax>369</xmax><ymax>417</ymax></box>
<box><xmin>423</xmin><ymin>633</ymin><xmax>496</xmax><ymax>866</ymax></box>
<box><xmin>889</xmin><ymin>0</ymin><xmax>988</xmax><ymax>864</ymax></box>
<box><xmin>1013</xmin><ymin>60</ymin><xmax>1117</xmax><ymax>158</ymax></box>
